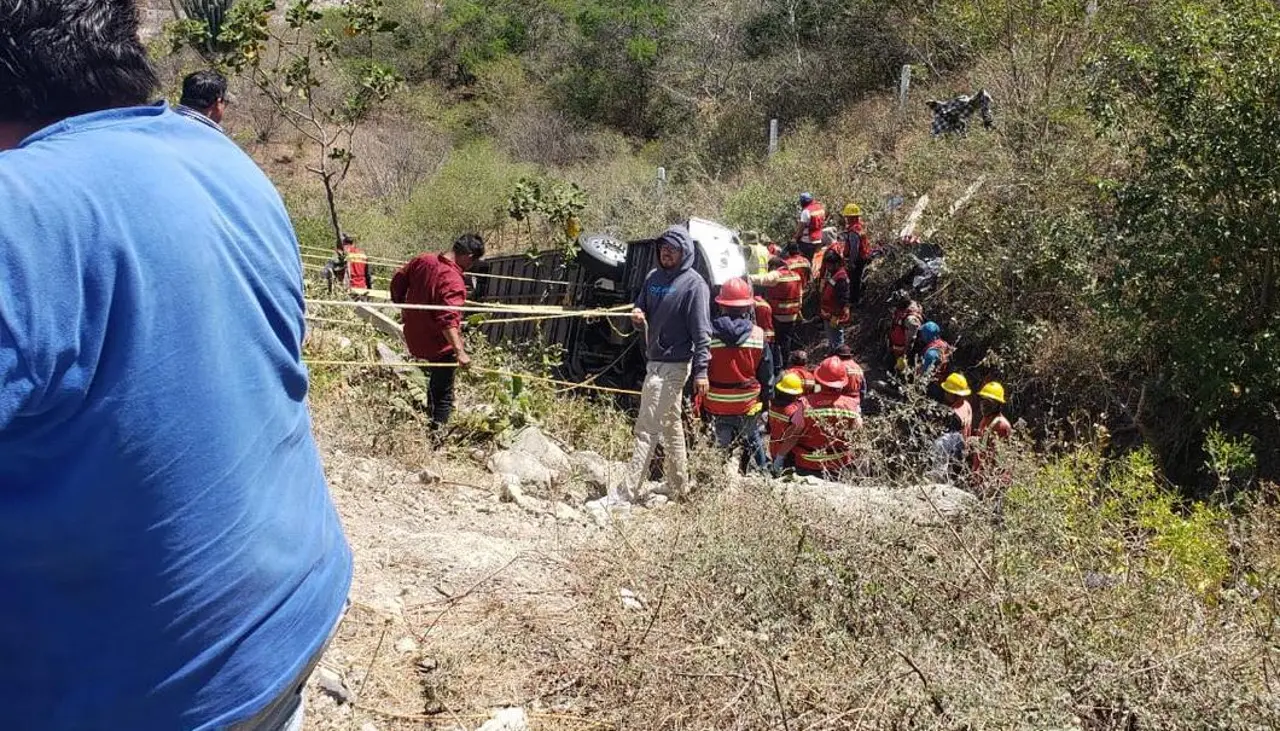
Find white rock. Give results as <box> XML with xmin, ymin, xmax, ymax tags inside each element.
<box><xmin>394</xmin><ymin>637</ymin><xmax>419</xmax><ymax>654</ymax></box>
<box><xmin>478</xmin><ymin>707</ymin><xmax>529</xmax><ymax>731</ymax></box>
<box><xmin>553</xmin><ymin>502</ymin><xmax>583</xmax><ymax>523</ymax></box>
<box><xmin>619</xmin><ymin>588</ymin><xmax>645</xmax><ymax>611</ymax></box>
<box><xmin>488</xmin><ymin>450</ymin><xmax>554</xmax><ymax>491</ymax></box>
<box><xmin>569</xmin><ymin>451</ymin><xmax>626</xmax><ymax>501</ymax></box>
<box><xmin>314</xmin><ymin>666</ymin><xmax>354</xmax><ymax>704</ymax></box>
<box><xmin>360</xmin><ymin>723</ymin><xmax>380</xmax><ymax>731</ymax></box>
<box><xmin>510</xmin><ymin>427</ymin><xmax>572</xmax><ymax>480</ymax></box>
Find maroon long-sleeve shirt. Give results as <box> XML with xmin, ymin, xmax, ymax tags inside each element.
<box><xmin>390</xmin><ymin>253</ymin><xmax>466</xmax><ymax>361</ymax></box>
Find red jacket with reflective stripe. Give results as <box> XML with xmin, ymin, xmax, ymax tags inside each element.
<box><xmin>767</xmin><ymin>398</ymin><xmax>805</xmax><ymax>458</ymax></box>
<box><xmin>794</xmin><ymin>391</ymin><xmax>862</xmax><ymax>472</ymax></box>
<box><xmin>801</xmin><ymin>201</ymin><xmax>826</xmax><ymax>243</ymax></box>
<box><xmin>705</xmin><ymin>325</ymin><xmax>767</xmax><ymax>416</ymax></box>
<box><xmin>889</xmin><ymin>302</ymin><xmax>924</xmax><ymax>355</ymax></box>
<box><xmin>924</xmin><ymin>338</ymin><xmax>953</xmax><ymax>381</ymax></box>
<box><xmin>390</xmin><ymin>253</ymin><xmax>466</xmax><ymax>361</ymax></box>
<box><xmin>343</xmin><ymin>244</ymin><xmax>370</xmax><ymax>290</ymax></box>
<box><xmin>840</xmin><ymin>357</ymin><xmax>865</xmax><ymax>403</ymax></box>
<box><xmin>766</xmin><ymin>268</ymin><xmax>804</xmax><ymax>323</ymax></box>
<box><xmin>784</xmin><ymin>254</ymin><xmax>812</xmax><ymax>288</ymax></box>
<box><xmin>819</xmin><ymin>266</ymin><xmax>850</xmax><ymax>324</ymax></box>
<box><xmin>754</xmin><ymin>297</ymin><xmax>774</xmax><ymax>342</ymax></box>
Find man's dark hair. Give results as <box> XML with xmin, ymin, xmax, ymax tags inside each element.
<box><xmin>452</xmin><ymin>233</ymin><xmax>486</xmax><ymax>260</ymax></box>
<box><xmin>788</xmin><ymin>350</ymin><xmax>808</xmax><ymax>367</ymax></box>
<box><xmin>0</xmin><ymin>0</ymin><xmax>158</xmax><ymax>123</ymax></box>
<box><xmin>180</xmin><ymin>70</ymin><xmax>227</xmax><ymax>111</ymax></box>
<box><xmin>767</xmin><ymin>256</ymin><xmax>786</xmax><ymax>271</ymax></box>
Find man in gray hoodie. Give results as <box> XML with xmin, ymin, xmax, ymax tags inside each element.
<box><xmin>617</xmin><ymin>225</ymin><xmax>712</xmax><ymax>503</ymax></box>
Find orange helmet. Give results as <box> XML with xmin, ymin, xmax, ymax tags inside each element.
<box><xmin>715</xmin><ymin>277</ymin><xmax>755</xmax><ymax>308</ymax></box>
<box><xmin>814</xmin><ymin>356</ymin><xmax>849</xmax><ymax>390</ymax></box>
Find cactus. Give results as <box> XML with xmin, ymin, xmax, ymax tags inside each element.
<box><xmin>178</xmin><ymin>0</ymin><xmax>237</xmax><ymax>52</ymax></box>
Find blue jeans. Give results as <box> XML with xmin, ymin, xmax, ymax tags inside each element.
<box><xmin>713</xmin><ymin>415</ymin><xmax>770</xmax><ymax>473</ymax></box>
<box><xmin>825</xmin><ymin>322</ymin><xmax>846</xmax><ymax>352</ymax></box>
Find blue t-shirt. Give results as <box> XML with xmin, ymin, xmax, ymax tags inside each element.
<box><xmin>0</xmin><ymin>104</ymin><xmax>352</xmax><ymax>729</ymax></box>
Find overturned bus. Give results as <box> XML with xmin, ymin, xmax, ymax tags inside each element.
<box><xmin>468</xmin><ymin>218</ymin><xmax>748</xmax><ymax>394</ymax></box>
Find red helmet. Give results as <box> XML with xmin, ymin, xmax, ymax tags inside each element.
<box><xmin>715</xmin><ymin>277</ymin><xmax>754</xmax><ymax>308</ymax></box>
<box><xmin>814</xmin><ymin>356</ymin><xmax>849</xmax><ymax>390</ymax></box>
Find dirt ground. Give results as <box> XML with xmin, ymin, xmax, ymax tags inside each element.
<box><xmin>303</xmin><ymin>432</ymin><xmax>612</xmax><ymax>731</ymax></box>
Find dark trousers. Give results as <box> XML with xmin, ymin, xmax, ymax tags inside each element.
<box><xmin>424</xmin><ymin>358</ymin><xmax>457</xmax><ymax>427</ymax></box>
<box><xmin>774</xmin><ymin>321</ymin><xmax>797</xmax><ymax>370</ymax></box>
<box><xmin>849</xmin><ymin>259</ymin><xmax>867</xmax><ymax>305</ymax></box>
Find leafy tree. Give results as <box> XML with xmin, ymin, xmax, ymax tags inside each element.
<box><xmin>1089</xmin><ymin>0</ymin><xmax>1280</xmax><ymax>446</ymax></box>
<box><xmin>175</xmin><ymin>0</ymin><xmax>404</xmax><ymax>249</ymax></box>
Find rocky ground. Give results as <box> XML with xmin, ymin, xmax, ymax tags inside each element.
<box><xmin>301</xmin><ymin>423</ymin><xmax>976</xmax><ymax>731</ymax></box>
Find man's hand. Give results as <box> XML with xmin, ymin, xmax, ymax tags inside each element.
<box><xmin>456</xmin><ymin>351</ymin><xmax>472</xmax><ymax>369</ymax></box>
<box><xmin>630</xmin><ymin>308</ymin><xmax>646</xmax><ymax>328</ymax></box>
<box><xmin>694</xmin><ymin>378</ymin><xmax>710</xmax><ymax>398</ymax></box>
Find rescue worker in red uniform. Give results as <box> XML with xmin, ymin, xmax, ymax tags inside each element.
<box><xmin>781</xmin><ymin>350</ymin><xmax>816</xmax><ymax>394</ymax></box>
<box><xmin>917</xmin><ymin>321</ymin><xmax>956</xmax><ymax>401</ymax></box>
<box><xmin>323</xmin><ymin>233</ymin><xmax>375</xmax><ymax>296</ymax></box>
<box><xmin>752</xmin><ymin>257</ymin><xmax>804</xmax><ymax>367</ymax></box>
<box><xmin>767</xmin><ymin>372</ymin><xmax>808</xmax><ymax>474</ymax></box>
<box><xmin>888</xmin><ymin>290</ymin><xmax>924</xmax><ymax>374</ymax></box>
<box><xmin>782</xmin><ymin>243</ymin><xmax>813</xmax><ymax>289</ymax></box>
<box><xmin>705</xmin><ymin>278</ymin><xmax>773</xmax><ymax>473</ymax></box>
<box><xmin>840</xmin><ymin>203</ymin><xmax>872</xmax><ymax>305</ymax></box>
<box><xmin>794</xmin><ymin>192</ymin><xmax>826</xmax><ymax>259</ymax></box>
<box><xmin>818</xmin><ymin>246</ymin><xmax>851</xmax><ymax>352</ymax></box>
<box><xmin>791</xmin><ymin>357</ymin><xmax>863</xmax><ymax>477</ymax></box>
<box><xmin>833</xmin><ymin>345</ymin><xmax>867</xmax><ymax>410</ymax></box>
<box><xmin>971</xmin><ymin>381</ymin><xmax>1013</xmax><ymax>491</ymax></box>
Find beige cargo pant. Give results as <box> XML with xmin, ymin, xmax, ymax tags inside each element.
<box><xmin>615</xmin><ymin>360</ymin><xmax>691</xmax><ymax>503</ymax></box>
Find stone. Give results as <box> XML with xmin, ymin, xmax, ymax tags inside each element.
<box><xmin>488</xmin><ymin>451</ymin><xmax>554</xmax><ymax>491</ymax></box>
<box><xmin>315</xmin><ymin>666</ymin><xmax>354</xmax><ymax>704</ymax></box>
<box><xmin>619</xmin><ymin>588</ymin><xmax>645</xmax><ymax>611</ymax></box>
<box><xmin>510</xmin><ymin>427</ymin><xmax>572</xmax><ymax>480</ymax></box>
<box><xmin>569</xmin><ymin>450</ymin><xmax>625</xmax><ymax>501</ymax></box>
<box><xmin>774</xmin><ymin>478</ymin><xmax>978</xmax><ymax>525</ymax></box>
<box><xmin>337</xmin><ymin>336</ymin><xmax>353</xmax><ymax>350</ymax></box>
<box><xmin>477</xmin><ymin>707</ymin><xmax>529</xmax><ymax>731</ymax></box>
<box><xmin>394</xmin><ymin>637</ymin><xmax>419</xmax><ymax>654</ymax></box>
<box><xmin>645</xmin><ymin>494</ymin><xmax>670</xmax><ymax>509</ymax></box>
<box><xmin>499</xmin><ymin>475</ymin><xmax>550</xmax><ymax>515</ymax></box>
<box><xmin>419</xmin><ymin>468</ymin><xmax>443</xmax><ymax>484</ymax></box>
<box><xmin>553</xmin><ymin>502</ymin><xmax>583</xmax><ymax>523</ymax></box>
<box><xmin>361</xmin><ymin>723</ymin><xmax>381</xmax><ymax>731</ymax></box>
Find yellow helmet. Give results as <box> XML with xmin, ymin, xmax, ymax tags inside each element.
<box><xmin>776</xmin><ymin>372</ymin><xmax>805</xmax><ymax>396</ymax></box>
<box><xmin>940</xmin><ymin>372</ymin><xmax>971</xmax><ymax>397</ymax></box>
<box><xmin>978</xmin><ymin>381</ymin><xmax>1006</xmax><ymax>404</ymax></box>
<box><xmin>842</xmin><ymin>203</ymin><xmax>862</xmax><ymax>217</ymax></box>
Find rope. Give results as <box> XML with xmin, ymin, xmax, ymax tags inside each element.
<box><xmin>305</xmin><ymin>315</ymin><xmax>360</xmax><ymax>326</ymax></box>
<box><xmin>303</xmin><ymin>298</ymin><xmax>632</xmax><ymax>317</ymax></box>
<box><xmin>302</xmin><ymin>358</ymin><xmax>642</xmax><ymax>396</ymax></box>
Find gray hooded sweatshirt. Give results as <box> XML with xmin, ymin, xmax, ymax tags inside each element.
<box><xmin>634</xmin><ymin>225</ymin><xmax>712</xmax><ymax>379</ymax></box>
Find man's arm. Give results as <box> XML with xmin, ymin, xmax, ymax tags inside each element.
<box><xmin>389</xmin><ymin>261</ymin><xmax>412</xmax><ymax>304</ymax></box>
<box><xmin>749</xmin><ymin>270</ymin><xmax>782</xmax><ymax>287</ymax></box>
<box><xmin>688</xmin><ymin>280</ymin><xmax>712</xmax><ymax>395</ymax></box>
<box><xmin>435</xmin><ymin>277</ymin><xmax>469</xmax><ymax>367</ymax></box>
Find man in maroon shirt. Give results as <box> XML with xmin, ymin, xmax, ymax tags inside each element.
<box><xmin>390</xmin><ymin>234</ymin><xmax>485</xmax><ymax>429</ymax></box>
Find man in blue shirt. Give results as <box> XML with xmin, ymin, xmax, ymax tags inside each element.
<box><xmin>0</xmin><ymin>2</ymin><xmax>352</xmax><ymax>729</ymax></box>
